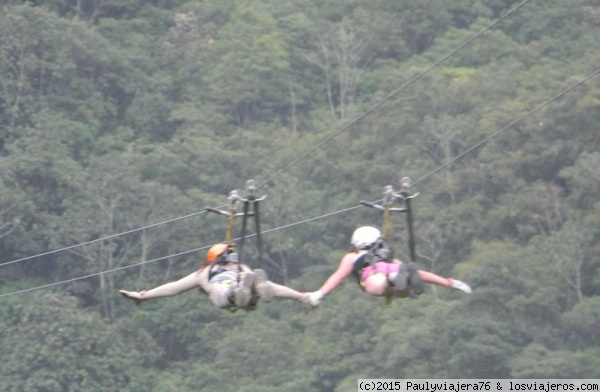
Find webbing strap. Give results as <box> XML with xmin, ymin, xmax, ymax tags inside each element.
<box><xmin>239</xmin><ymin>200</ymin><xmax>263</xmax><ymax>266</ymax></box>
<box><xmin>404</xmin><ymin>196</ymin><xmax>416</xmax><ymax>263</ymax></box>
<box><xmin>238</xmin><ymin>180</ymin><xmax>266</xmax><ymax>267</ymax></box>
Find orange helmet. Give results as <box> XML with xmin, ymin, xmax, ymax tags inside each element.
<box><xmin>206</xmin><ymin>243</ymin><xmax>229</xmax><ymax>263</ymax></box>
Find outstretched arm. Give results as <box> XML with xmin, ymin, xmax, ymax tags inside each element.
<box><xmin>120</xmin><ymin>270</ymin><xmax>203</xmax><ymax>304</ymax></box>
<box><xmin>305</xmin><ymin>253</ymin><xmax>355</xmax><ymax>306</ymax></box>
<box><xmin>316</xmin><ymin>254</ymin><xmax>354</xmax><ymax>295</ymax></box>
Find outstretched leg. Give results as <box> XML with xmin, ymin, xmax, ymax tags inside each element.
<box><xmin>233</xmin><ymin>271</ymin><xmax>255</xmax><ymax>308</ymax></box>
<box><xmin>253</xmin><ymin>269</ymin><xmax>274</xmax><ymax>303</ymax></box>
<box><xmin>407</xmin><ymin>262</ymin><xmax>424</xmax><ymax>295</ymax></box>
<box><xmin>387</xmin><ymin>266</ymin><xmax>472</xmax><ymax>295</ymax></box>
<box><xmin>393</xmin><ymin>263</ymin><xmax>410</xmax><ymax>292</ymax></box>
<box><xmin>252</xmin><ymin>269</ymin><xmax>314</xmax><ymax>307</ymax></box>
<box><xmin>417</xmin><ymin>270</ymin><xmax>472</xmax><ymax>293</ymax></box>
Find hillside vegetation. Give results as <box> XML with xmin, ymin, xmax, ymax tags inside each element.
<box><xmin>1</xmin><ymin>1</ymin><xmax>599</xmax><ymax>390</ymax></box>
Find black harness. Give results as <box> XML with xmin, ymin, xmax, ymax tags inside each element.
<box><xmin>356</xmin><ymin>178</ymin><xmax>423</xmax><ymax>298</ymax></box>
<box><xmin>207</xmin><ymin>250</ymin><xmax>240</xmax><ymax>281</ymax></box>
<box><xmin>351</xmin><ymin>239</ymin><xmax>395</xmax><ymax>284</ymax></box>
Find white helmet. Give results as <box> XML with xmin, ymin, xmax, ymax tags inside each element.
<box><xmin>351</xmin><ymin>226</ymin><xmax>381</xmax><ymax>250</ymax></box>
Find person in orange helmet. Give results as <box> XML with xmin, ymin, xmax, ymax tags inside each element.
<box><xmin>119</xmin><ymin>243</ymin><xmax>314</xmax><ymax>310</ymax></box>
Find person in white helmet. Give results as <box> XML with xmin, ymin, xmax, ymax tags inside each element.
<box><xmin>119</xmin><ymin>243</ymin><xmax>315</xmax><ymax>311</ymax></box>
<box><xmin>305</xmin><ymin>226</ymin><xmax>472</xmax><ymax>306</ymax></box>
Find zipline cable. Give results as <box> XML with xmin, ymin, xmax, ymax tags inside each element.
<box><xmin>256</xmin><ymin>0</ymin><xmax>533</xmax><ymax>190</ymax></box>
<box><xmin>6</xmin><ymin>66</ymin><xmax>594</xmax><ymax>298</ymax></box>
<box><xmin>0</xmin><ymin>205</ymin><xmax>226</xmax><ymax>268</ymax></box>
<box><xmin>0</xmin><ymin>246</ymin><xmax>210</xmax><ymax>298</ymax></box>
<box><xmin>0</xmin><ymin>0</ymin><xmax>532</xmax><ymax>270</ymax></box>
<box><xmin>2</xmin><ymin>61</ymin><xmax>597</xmax><ymax>298</ymax></box>
<box><xmin>0</xmin><ymin>205</ymin><xmax>361</xmax><ymax>298</ymax></box>
<box><xmin>411</xmin><ymin>67</ymin><xmax>600</xmax><ymax>188</ymax></box>
<box><xmin>3</xmin><ymin>65</ymin><xmax>598</xmax><ymax>299</ymax></box>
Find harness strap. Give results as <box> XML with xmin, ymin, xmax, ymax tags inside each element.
<box><xmin>238</xmin><ymin>180</ymin><xmax>266</xmax><ymax>267</ymax></box>
<box><xmin>352</xmin><ymin>244</ymin><xmax>395</xmax><ymax>287</ymax></box>
<box><xmin>381</xmin><ymin>185</ymin><xmax>395</xmax><ymax>240</ymax></box>
<box><xmin>208</xmin><ymin>265</ymin><xmax>223</xmax><ymax>281</ymax></box>
<box><xmin>207</xmin><ymin>251</ymin><xmax>239</xmax><ymax>281</ymax></box>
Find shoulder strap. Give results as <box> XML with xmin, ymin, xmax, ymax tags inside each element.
<box><xmin>351</xmin><ymin>253</ymin><xmax>369</xmax><ymax>282</ymax></box>
<box><xmin>371</xmin><ymin>239</ymin><xmax>393</xmax><ymax>263</ymax></box>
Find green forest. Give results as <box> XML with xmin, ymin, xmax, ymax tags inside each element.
<box><xmin>1</xmin><ymin>0</ymin><xmax>599</xmax><ymax>390</ymax></box>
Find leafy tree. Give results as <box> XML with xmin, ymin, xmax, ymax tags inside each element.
<box><xmin>539</xmin><ymin>218</ymin><xmax>594</xmax><ymax>304</ymax></box>
<box><xmin>560</xmin><ymin>151</ymin><xmax>600</xmax><ymax>210</ymax></box>
<box><xmin>204</xmin><ymin>6</ymin><xmax>290</xmax><ymax>127</ymax></box>
<box><xmin>0</xmin><ymin>0</ymin><xmax>599</xmax><ymax>386</ymax></box>
<box><xmin>301</xmin><ymin>17</ymin><xmax>374</xmax><ymax>121</ymax></box>
<box><xmin>562</xmin><ymin>296</ymin><xmax>600</xmax><ymax>348</ymax></box>
<box><xmin>510</xmin><ymin>343</ymin><xmax>600</xmax><ymax>378</ymax></box>
<box><xmin>0</xmin><ymin>292</ymin><xmax>157</xmax><ymax>392</ymax></box>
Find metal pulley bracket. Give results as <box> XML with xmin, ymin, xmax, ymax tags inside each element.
<box><xmin>358</xmin><ymin>176</ymin><xmax>420</xmax><ymax>260</ymax></box>
<box><xmin>238</xmin><ymin>180</ymin><xmax>267</xmax><ymax>264</ymax></box>
<box><xmin>205</xmin><ymin>180</ymin><xmax>267</xmax><ymax>265</ymax></box>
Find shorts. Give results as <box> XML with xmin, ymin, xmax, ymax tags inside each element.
<box><xmin>360</xmin><ymin>261</ymin><xmax>400</xmax><ymax>282</ymax></box>
<box><xmin>208</xmin><ymin>271</ymin><xmax>238</xmax><ymax>308</ymax></box>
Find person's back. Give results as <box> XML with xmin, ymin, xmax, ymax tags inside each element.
<box><xmin>305</xmin><ymin>226</ymin><xmax>472</xmax><ymax>306</ymax></box>
<box><xmin>119</xmin><ymin>243</ymin><xmax>315</xmax><ymax>310</ymax></box>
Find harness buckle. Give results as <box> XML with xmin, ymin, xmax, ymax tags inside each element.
<box><xmin>225</xmin><ymin>251</ymin><xmax>238</xmax><ymax>263</ymax></box>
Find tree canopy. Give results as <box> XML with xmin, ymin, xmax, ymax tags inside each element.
<box><xmin>1</xmin><ymin>0</ymin><xmax>599</xmax><ymax>390</ymax></box>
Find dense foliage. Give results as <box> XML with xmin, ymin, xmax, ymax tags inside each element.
<box><xmin>1</xmin><ymin>0</ymin><xmax>599</xmax><ymax>390</ymax></box>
